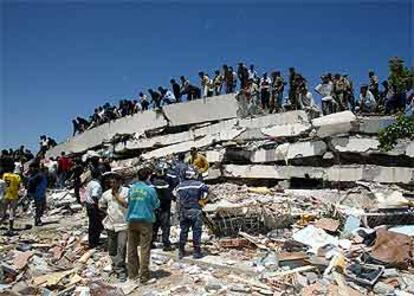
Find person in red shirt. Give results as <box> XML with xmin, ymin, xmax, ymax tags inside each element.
<box><xmin>58</xmin><ymin>152</ymin><xmax>72</xmax><ymax>188</ymax></box>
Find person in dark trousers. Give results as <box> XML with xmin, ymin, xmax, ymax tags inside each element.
<box><xmin>148</xmin><ymin>89</ymin><xmax>162</xmax><ymax>109</ymax></box>
<box><xmin>57</xmin><ymin>152</ymin><xmax>72</xmax><ymax>188</ymax></box>
<box><xmin>70</xmin><ymin>159</ymin><xmax>83</xmax><ymax>204</ymax></box>
<box><xmin>173</xmin><ymin>167</ymin><xmax>209</xmax><ymax>259</ymax></box>
<box><xmin>151</xmin><ymin>163</ymin><xmax>174</xmax><ymax>251</ymax></box>
<box><xmin>28</xmin><ymin>164</ymin><xmax>48</xmax><ymax>226</ymax></box>
<box><xmin>99</xmin><ymin>172</ymin><xmax>129</xmax><ymax>282</ymax></box>
<box><xmin>126</xmin><ymin>167</ymin><xmax>159</xmax><ymax>283</ymax></box>
<box><xmin>170</xmin><ymin>79</ymin><xmax>182</xmax><ymax>102</ymax></box>
<box><xmin>84</xmin><ymin>169</ymin><xmax>104</xmax><ymax>248</ymax></box>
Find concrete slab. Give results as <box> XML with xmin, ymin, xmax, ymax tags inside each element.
<box><xmin>114</xmin><ymin>130</ymin><xmax>193</xmax><ymax>153</ymax></box>
<box><xmin>193</xmin><ymin>119</ymin><xmax>239</xmax><ymax>138</ymax></box>
<box><xmin>311</xmin><ymin>111</ymin><xmax>357</xmax><ymax>137</ymax></box>
<box><xmin>357</xmin><ymin>116</ymin><xmax>396</xmax><ymax>134</ymax></box>
<box><xmin>223</xmin><ymin>164</ymin><xmax>414</xmax><ymax>184</ymax></box>
<box><xmin>250</xmin><ymin>141</ymin><xmax>327</xmax><ymax>163</ymax></box>
<box><xmin>330</xmin><ymin>137</ymin><xmax>379</xmax><ymax>153</ymax></box>
<box><xmin>239</xmin><ymin>110</ymin><xmax>309</xmax><ymax>129</ymax></box>
<box><xmin>46</xmin><ymin>110</ymin><xmax>167</xmax><ymax>157</ymax></box>
<box><xmin>261</xmin><ymin>123</ymin><xmax>312</xmax><ymax>138</ymax></box>
<box><xmin>163</xmin><ymin>94</ymin><xmax>239</xmax><ymax>127</ymax></box>
<box><xmin>141</xmin><ymin>135</ymin><xmax>215</xmax><ymax>160</ymax></box>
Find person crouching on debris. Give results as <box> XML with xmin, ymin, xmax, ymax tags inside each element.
<box><xmin>189</xmin><ymin>147</ymin><xmax>209</xmax><ymax>178</ymax></box>
<box><xmin>126</xmin><ymin>167</ymin><xmax>160</xmax><ymax>284</ymax></box>
<box><xmin>173</xmin><ymin>167</ymin><xmax>209</xmax><ymax>259</ymax></box>
<box><xmin>84</xmin><ymin>168</ymin><xmax>104</xmax><ymax>249</ymax></box>
<box><xmin>1</xmin><ymin>165</ymin><xmax>22</xmax><ymax>233</ymax></box>
<box><xmin>99</xmin><ymin>172</ymin><xmax>129</xmax><ymax>282</ymax></box>
<box><xmin>150</xmin><ymin>163</ymin><xmax>174</xmax><ymax>251</ymax></box>
<box><xmin>28</xmin><ymin>164</ymin><xmax>48</xmax><ymax>226</ymax></box>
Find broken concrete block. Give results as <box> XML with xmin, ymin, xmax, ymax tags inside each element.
<box><xmin>239</xmin><ymin>110</ymin><xmax>309</xmax><ymax>129</ymax></box>
<box><xmin>331</xmin><ymin>137</ymin><xmax>380</xmax><ymax>153</ymax></box>
<box><xmin>205</xmin><ymin>150</ymin><xmax>224</xmax><ymax>163</ymax></box>
<box><xmin>250</xmin><ymin>141</ymin><xmax>327</xmax><ymax>163</ymax></box>
<box><xmin>311</xmin><ymin>111</ymin><xmax>357</xmax><ymax>137</ymax></box>
<box><xmin>357</xmin><ymin>116</ymin><xmax>395</xmax><ymax>134</ymax></box>
<box><xmin>115</xmin><ymin>130</ymin><xmax>193</xmax><ymax>152</ymax></box>
<box><xmin>141</xmin><ymin>135</ymin><xmax>215</xmax><ymax>160</ymax></box>
<box><xmin>261</xmin><ymin>123</ymin><xmax>312</xmax><ymax>138</ymax></box>
<box><xmin>163</xmin><ymin>94</ymin><xmax>239</xmax><ymax>127</ymax></box>
<box><xmin>193</xmin><ymin>119</ymin><xmax>239</xmax><ymax>138</ymax></box>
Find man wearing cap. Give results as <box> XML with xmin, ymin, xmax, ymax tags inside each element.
<box><xmin>173</xmin><ymin>167</ymin><xmax>209</xmax><ymax>259</ymax></box>
<box><xmin>99</xmin><ymin>172</ymin><xmax>129</xmax><ymax>281</ymax></box>
<box><xmin>126</xmin><ymin>167</ymin><xmax>160</xmax><ymax>283</ymax></box>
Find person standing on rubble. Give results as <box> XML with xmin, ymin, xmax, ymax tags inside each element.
<box><xmin>126</xmin><ymin>167</ymin><xmax>160</xmax><ymax>283</ymax></box>
<box><xmin>150</xmin><ymin>163</ymin><xmax>174</xmax><ymax>251</ymax></box>
<box><xmin>1</xmin><ymin>164</ymin><xmax>21</xmax><ymax>232</ymax></box>
<box><xmin>99</xmin><ymin>172</ymin><xmax>129</xmax><ymax>282</ymax></box>
<box><xmin>28</xmin><ymin>163</ymin><xmax>48</xmax><ymax>226</ymax></box>
<box><xmin>84</xmin><ymin>169</ymin><xmax>104</xmax><ymax>249</ymax></box>
<box><xmin>188</xmin><ymin>147</ymin><xmax>209</xmax><ymax>178</ymax></box>
<box><xmin>173</xmin><ymin>167</ymin><xmax>209</xmax><ymax>259</ymax></box>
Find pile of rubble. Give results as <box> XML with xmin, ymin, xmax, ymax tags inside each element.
<box><xmin>1</xmin><ymin>181</ymin><xmax>413</xmax><ymax>296</ymax></box>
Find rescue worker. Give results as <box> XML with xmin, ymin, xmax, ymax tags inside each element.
<box><xmin>151</xmin><ymin>163</ymin><xmax>174</xmax><ymax>251</ymax></box>
<box><xmin>99</xmin><ymin>172</ymin><xmax>128</xmax><ymax>281</ymax></box>
<box><xmin>188</xmin><ymin>147</ymin><xmax>209</xmax><ymax>177</ymax></box>
<box><xmin>173</xmin><ymin>153</ymin><xmax>188</xmax><ymax>182</ymax></box>
<box><xmin>173</xmin><ymin>167</ymin><xmax>209</xmax><ymax>259</ymax></box>
<box><xmin>1</xmin><ymin>164</ymin><xmax>21</xmax><ymax>232</ymax></box>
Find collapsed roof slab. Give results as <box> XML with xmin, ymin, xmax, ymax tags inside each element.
<box><xmin>239</xmin><ymin>110</ymin><xmax>309</xmax><ymax>129</ymax></box>
<box><xmin>261</xmin><ymin>122</ymin><xmax>312</xmax><ymax>138</ymax></box>
<box><xmin>311</xmin><ymin>111</ymin><xmax>357</xmax><ymax>138</ymax></box>
<box><xmin>223</xmin><ymin>164</ymin><xmax>414</xmax><ymax>184</ymax></box>
<box><xmin>162</xmin><ymin>94</ymin><xmax>239</xmax><ymax>127</ymax></box>
<box><xmin>46</xmin><ymin>109</ymin><xmax>168</xmax><ymax>158</ymax></box>
<box><xmin>114</xmin><ymin>130</ymin><xmax>194</xmax><ymax>153</ymax></box>
<box><xmin>250</xmin><ymin>141</ymin><xmax>327</xmax><ymax>163</ymax></box>
<box><xmin>141</xmin><ymin>128</ymin><xmax>245</xmax><ymax>160</ymax></box>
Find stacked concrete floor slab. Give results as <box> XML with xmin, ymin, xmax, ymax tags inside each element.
<box><xmin>46</xmin><ymin>94</ymin><xmax>414</xmax><ymax>188</ymax></box>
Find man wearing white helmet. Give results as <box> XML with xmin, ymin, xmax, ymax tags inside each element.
<box><xmin>173</xmin><ymin>166</ymin><xmax>209</xmax><ymax>259</ymax></box>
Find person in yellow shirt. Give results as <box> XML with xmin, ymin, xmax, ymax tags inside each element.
<box><xmin>1</xmin><ymin>168</ymin><xmax>22</xmax><ymax>232</ymax></box>
<box><xmin>189</xmin><ymin>147</ymin><xmax>209</xmax><ymax>175</ymax></box>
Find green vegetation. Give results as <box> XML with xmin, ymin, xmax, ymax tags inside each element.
<box><xmin>378</xmin><ymin>115</ymin><xmax>414</xmax><ymax>151</ymax></box>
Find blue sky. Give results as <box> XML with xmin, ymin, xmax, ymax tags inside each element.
<box><xmin>1</xmin><ymin>0</ymin><xmax>412</xmax><ymax>151</ymax></box>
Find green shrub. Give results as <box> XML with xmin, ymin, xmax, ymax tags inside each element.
<box><xmin>378</xmin><ymin>115</ymin><xmax>414</xmax><ymax>151</ymax></box>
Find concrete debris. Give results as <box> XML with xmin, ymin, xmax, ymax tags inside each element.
<box><xmin>3</xmin><ymin>99</ymin><xmax>414</xmax><ymax>296</ymax></box>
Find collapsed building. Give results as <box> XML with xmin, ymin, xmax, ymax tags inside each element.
<box><xmin>2</xmin><ymin>94</ymin><xmax>414</xmax><ymax>295</ymax></box>
<box><xmin>46</xmin><ymin>94</ymin><xmax>413</xmax><ymax>189</ymax></box>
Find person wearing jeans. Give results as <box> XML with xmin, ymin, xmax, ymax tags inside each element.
<box><xmin>126</xmin><ymin>167</ymin><xmax>159</xmax><ymax>283</ymax></box>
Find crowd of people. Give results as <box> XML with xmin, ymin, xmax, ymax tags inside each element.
<box><xmin>70</xmin><ymin>60</ymin><xmax>414</xmax><ymax>136</ymax></box>
<box><xmin>0</xmin><ymin>146</ymin><xmax>210</xmax><ymax>283</ymax></box>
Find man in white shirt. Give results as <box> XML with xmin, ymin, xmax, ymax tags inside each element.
<box><xmin>298</xmin><ymin>87</ymin><xmax>320</xmax><ymax>114</ymax></box>
<box><xmin>359</xmin><ymin>85</ymin><xmax>377</xmax><ymax>113</ymax></box>
<box><xmin>85</xmin><ymin>169</ymin><xmax>104</xmax><ymax>248</ymax></box>
<box><xmin>99</xmin><ymin>172</ymin><xmax>128</xmax><ymax>281</ymax></box>
<box><xmin>315</xmin><ymin>75</ymin><xmax>335</xmax><ymax>115</ymax></box>
<box><xmin>260</xmin><ymin>72</ymin><xmax>272</xmax><ymax>110</ymax></box>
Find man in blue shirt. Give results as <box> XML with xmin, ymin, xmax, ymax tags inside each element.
<box><xmin>173</xmin><ymin>167</ymin><xmax>209</xmax><ymax>259</ymax></box>
<box><xmin>126</xmin><ymin>167</ymin><xmax>160</xmax><ymax>283</ymax></box>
